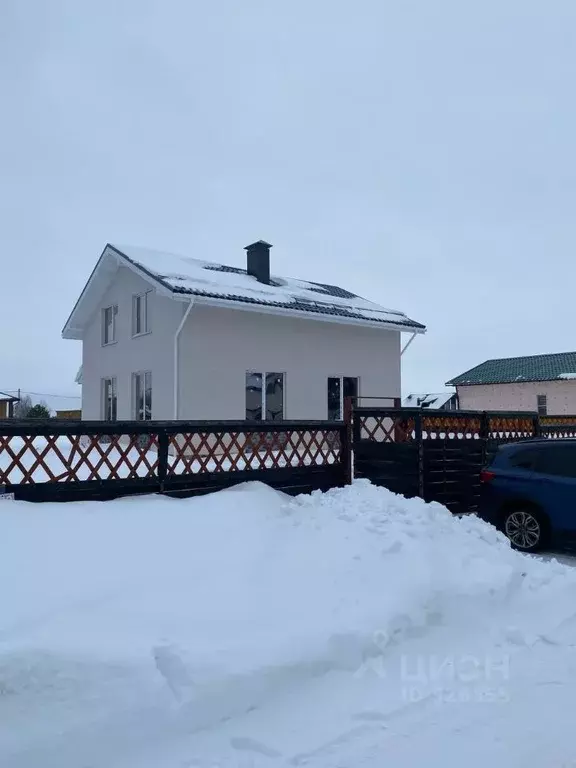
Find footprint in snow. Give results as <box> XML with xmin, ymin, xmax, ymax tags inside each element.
<box><xmin>152</xmin><ymin>643</ymin><xmax>194</xmax><ymax>701</ymax></box>
<box><xmin>230</xmin><ymin>736</ymin><xmax>281</xmax><ymax>757</ymax></box>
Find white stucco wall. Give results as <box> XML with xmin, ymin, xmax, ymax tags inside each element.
<box><xmin>81</xmin><ymin>266</ymin><xmax>182</xmax><ymax>420</ymax></box>
<box><xmin>81</xmin><ymin>269</ymin><xmax>403</xmax><ymax>421</ymax></box>
<box><xmin>457</xmin><ymin>381</ymin><xmax>576</xmax><ymax>414</ymax></box>
<box><xmin>176</xmin><ymin>304</ymin><xmax>401</xmax><ymax>420</ymax></box>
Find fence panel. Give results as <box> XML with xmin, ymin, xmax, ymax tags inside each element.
<box><xmin>0</xmin><ymin>420</ymin><xmax>347</xmax><ymax>502</ymax></box>
<box><xmin>353</xmin><ymin>407</ymin><xmax>541</xmax><ymax>514</ymax></box>
<box><xmin>540</xmin><ymin>416</ymin><xmax>576</xmax><ymax>439</ymax></box>
<box><xmin>352</xmin><ymin>408</ymin><xmax>420</xmax><ymax>497</ymax></box>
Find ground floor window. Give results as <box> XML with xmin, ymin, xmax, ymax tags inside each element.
<box><xmin>101</xmin><ymin>377</ymin><xmax>117</xmax><ymax>421</ymax></box>
<box><xmin>246</xmin><ymin>372</ymin><xmax>285</xmax><ymax>420</ymax></box>
<box><xmin>328</xmin><ymin>376</ymin><xmax>358</xmax><ymax>420</ymax></box>
<box><xmin>537</xmin><ymin>394</ymin><xmax>547</xmax><ymax>416</ymax></box>
<box><xmin>133</xmin><ymin>371</ymin><xmax>152</xmax><ymax>420</ymax></box>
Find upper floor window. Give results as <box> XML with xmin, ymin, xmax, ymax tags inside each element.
<box><xmin>537</xmin><ymin>394</ymin><xmax>547</xmax><ymax>416</ymax></box>
<box><xmin>101</xmin><ymin>305</ymin><xmax>118</xmax><ymax>346</ymax></box>
<box><xmin>101</xmin><ymin>377</ymin><xmax>117</xmax><ymax>420</ymax></box>
<box><xmin>246</xmin><ymin>372</ymin><xmax>284</xmax><ymax>421</ymax></box>
<box><xmin>133</xmin><ymin>291</ymin><xmax>151</xmax><ymax>336</ymax></box>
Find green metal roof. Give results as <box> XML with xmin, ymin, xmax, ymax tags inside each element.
<box><xmin>446</xmin><ymin>352</ymin><xmax>576</xmax><ymax>386</ymax></box>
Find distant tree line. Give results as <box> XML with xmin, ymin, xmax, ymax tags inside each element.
<box><xmin>13</xmin><ymin>395</ymin><xmax>52</xmax><ymax>419</ymax></box>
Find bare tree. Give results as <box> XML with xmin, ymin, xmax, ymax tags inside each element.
<box><xmin>13</xmin><ymin>394</ymin><xmax>33</xmax><ymax>418</ymax></box>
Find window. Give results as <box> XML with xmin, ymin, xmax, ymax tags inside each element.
<box><xmin>327</xmin><ymin>377</ymin><xmax>358</xmax><ymax>421</ymax></box>
<box><xmin>133</xmin><ymin>371</ymin><xmax>152</xmax><ymax>420</ymax></box>
<box><xmin>245</xmin><ymin>372</ymin><xmax>284</xmax><ymax>421</ymax></box>
<box><xmin>133</xmin><ymin>292</ymin><xmax>151</xmax><ymax>336</ymax></box>
<box><xmin>509</xmin><ymin>448</ymin><xmax>539</xmax><ymax>470</ymax></box>
<box><xmin>101</xmin><ymin>305</ymin><xmax>118</xmax><ymax>345</ymax></box>
<box><xmin>535</xmin><ymin>445</ymin><xmax>576</xmax><ymax>479</ymax></box>
<box><xmin>101</xmin><ymin>377</ymin><xmax>117</xmax><ymax>420</ymax></box>
<box><xmin>537</xmin><ymin>394</ymin><xmax>547</xmax><ymax>416</ymax></box>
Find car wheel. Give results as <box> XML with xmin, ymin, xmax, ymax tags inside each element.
<box><xmin>503</xmin><ymin>507</ymin><xmax>546</xmax><ymax>553</ymax></box>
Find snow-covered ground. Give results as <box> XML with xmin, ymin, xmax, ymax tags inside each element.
<box><xmin>2</xmin><ymin>481</ymin><xmax>576</xmax><ymax>767</ymax></box>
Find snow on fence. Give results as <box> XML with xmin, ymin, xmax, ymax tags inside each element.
<box><xmin>0</xmin><ymin>420</ymin><xmax>348</xmax><ymax>502</ymax></box>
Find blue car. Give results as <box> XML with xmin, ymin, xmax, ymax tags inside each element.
<box><xmin>478</xmin><ymin>439</ymin><xmax>576</xmax><ymax>552</ymax></box>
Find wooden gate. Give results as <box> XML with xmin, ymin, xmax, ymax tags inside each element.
<box><xmin>352</xmin><ymin>404</ymin><xmax>539</xmax><ymax>514</ymax></box>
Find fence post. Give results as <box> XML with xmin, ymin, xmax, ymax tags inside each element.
<box><xmin>343</xmin><ymin>396</ymin><xmax>354</xmax><ymax>485</ymax></box>
<box><xmin>414</xmin><ymin>411</ymin><xmax>424</xmax><ymax>498</ymax></box>
<box><xmin>534</xmin><ymin>415</ymin><xmax>542</xmax><ymax>438</ymax></box>
<box><xmin>157</xmin><ymin>429</ymin><xmax>169</xmax><ymax>492</ymax></box>
<box><xmin>480</xmin><ymin>412</ymin><xmax>489</xmax><ymax>467</ymax></box>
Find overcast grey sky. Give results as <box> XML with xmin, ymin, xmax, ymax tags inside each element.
<box><xmin>2</xmin><ymin>0</ymin><xmax>575</xmax><ymax>399</ymax></box>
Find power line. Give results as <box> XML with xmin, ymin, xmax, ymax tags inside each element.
<box><xmin>1</xmin><ymin>390</ymin><xmax>81</xmax><ymax>400</ymax></box>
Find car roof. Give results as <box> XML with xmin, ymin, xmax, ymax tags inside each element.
<box><xmin>499</xmin><ymin>438</ymin><xmax>576</xmax><ymax>451</ymax></box>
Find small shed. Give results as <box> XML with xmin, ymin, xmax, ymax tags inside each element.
<box><xmin>403</xmin><ymin>392</ymin><xmax>459</xmax><ymax>410</ymax></box>
<box><xmin>0</xmin><ymin>391</ymin><xmax>20</xmax><ymax>419</ymax></box>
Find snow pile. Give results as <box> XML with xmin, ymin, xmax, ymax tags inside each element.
<box><xmin>2</xmin><ymin>481</ymin><xmax>576</xmax><ymax>766</ymax></box>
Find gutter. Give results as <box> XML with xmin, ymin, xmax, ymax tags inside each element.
<box><xmin>173</xmin><ymin>299</ymin><xmax>195</xmax><ymax>419</ymax></box>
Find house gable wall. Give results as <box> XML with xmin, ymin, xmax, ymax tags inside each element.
<box><xmin>457</xmin><ymin>380</ymin><xmax>576</xmax><ymax>413</ymax></box>
<box><xmin>81</xmin><ymin>266</ymin><xmax>182</xmax><ymax>419</ymax></box>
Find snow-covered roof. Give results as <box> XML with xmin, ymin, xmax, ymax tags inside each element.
<box><xmin>447</xmin><ymin>352</ymin><xmax>576</xmax><ymax>386</ymax></box>
<box><xmin>62</xmin><ymin>243</ymin><xmax>426</xmax><ymax>339</ymax></box>
<box><xmin>403</xmin><ymin>392</ymin><xmax>456</xmax><ymax>409</ymax></box>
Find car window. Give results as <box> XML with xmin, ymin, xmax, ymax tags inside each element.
<box><xmin>534</xmin><ymin>445</ymin><xmax>576</xmax><ymax>478</ymax></box>
<box><xmin>508</xmin><ymin>448</ymin><xmax>539</xmax><ymax>470</ymax></box>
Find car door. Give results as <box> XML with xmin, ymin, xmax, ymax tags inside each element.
<box><xmin>531</xmin><ymin>444</ymin><xmax>576</xmax><ymax>539</ymax></box>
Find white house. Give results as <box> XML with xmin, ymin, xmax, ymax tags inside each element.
<box><xmin>62</xmin><ymin>241</ymin><xmax>426</xmax><ymax>422</ymax></box>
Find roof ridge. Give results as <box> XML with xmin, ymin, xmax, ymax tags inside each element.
<box><xmin>484</xmin><ymin>351</ymin><xmax>576</xmax><ymax>363</ymax></box>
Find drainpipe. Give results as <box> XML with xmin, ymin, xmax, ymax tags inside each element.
<box><xmin>173</xmin><ymin>299</ymin><xmax>194</xmax><ymax>419</ymax></box>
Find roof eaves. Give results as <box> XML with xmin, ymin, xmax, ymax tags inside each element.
<box><xmin>187</xmin><ymin>292</ymin><xmax>426</xmax><ymax>332</ymax></box>
<box><xmin>61</xmin><ymin>244</ymin><xmax>110</xmax><ymax>338</ymax></box>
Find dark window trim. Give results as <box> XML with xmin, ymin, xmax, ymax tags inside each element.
<box><xmin>327</xmin><ymin>376</ymin><xmax>359</xmax><ymax>421</ymax></box>
<box><xmin>245</xmin><ymin>371</ymin><xmax>285</xmax><ymax>421</ymax></box>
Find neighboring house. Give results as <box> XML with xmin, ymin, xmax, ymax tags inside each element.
<box><xmin>55</xmin><ymin>409</ymin><xmax>82</xmax><ymax>419</ymax></box>
<box><xmin>0</xmin><ymin>391</ymin><xmax>20</xmax><ymax>418</ymax></box>
<box><xmin>446</xmin><ymin>352</ymin><xmax>576</xmax><ymax>415</ymax></box>
<box><xmin>403</xmin><ymin>392</ymin><xmax>459</xmax><ymax>410</ymax></box>
<box><xmin>62</xmin><ymin>241</ymin><xmax>426</xmax><ymax>421</ymax></box>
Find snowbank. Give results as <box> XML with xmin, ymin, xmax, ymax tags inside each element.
<box><xmin>2</xmin><ymin>480</ymin><xmax>576</xmax><ymax>767</ymax></box>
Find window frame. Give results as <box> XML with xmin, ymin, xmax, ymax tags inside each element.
<box><xmin>327</xmin><ymin>376</ymin><xmax>359</xmax><ymax>421</ymax></box>
<box><xmin>537</xmin><ymin>394</ymin><xmax>548</xmax><ymax>416</ymax></box>
<box><xmin>508</xmin><ymin>447</ymin><xmax>540</xmax><ymax>471</ymax></box>
<box><xmin>132</xmin><ymin>291</ymin><xmax>151</xmax><ymax>337</ymax></box>
<box><xmin>101</xmin><ymin>376</ymin><xmax>117</xmax><ymax>421</ymax></box>
<box><xmin>534</xmin><ymin>444</ymin><xmax>576</xmax><ymax>479</ymax></box>
<box><xmin>245</xmin><ymin>371</ymin><xmax>285</xmax><ymax>421</ymax></box>
<box><xmin>101</xmin><ymin>304</ymin><xmax>118</xmax><ymax>346</ymax></box>
<box><xmin>132</xmin><ymin>370</ymin><xmax>152</xmax><ymax>421</ymax></box>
